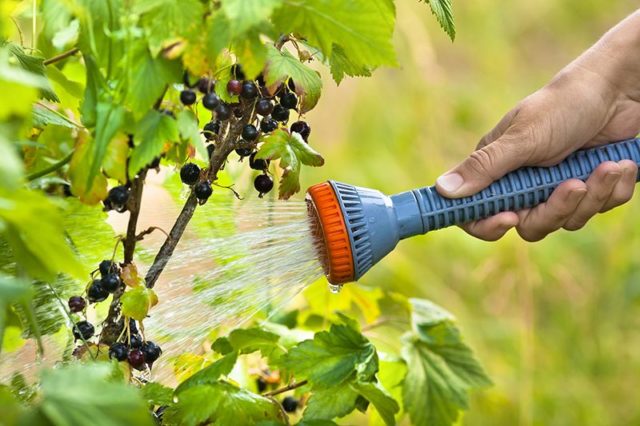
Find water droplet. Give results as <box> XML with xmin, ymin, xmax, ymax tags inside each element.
<box><xmin>328</xmin><ymin>283</ymin><xmax>342</xmax><ymax>294</ymax></box>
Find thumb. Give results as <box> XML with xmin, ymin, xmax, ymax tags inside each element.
<box><xmin>436</xmin><ymin>134</ymin><xmax>531</xmax><ymax>198</ymax></box>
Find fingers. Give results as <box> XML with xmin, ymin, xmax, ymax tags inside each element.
<box><xmin>563</xmin><ymin>162</ymin><xmax>622</xmax><ymax>230</ymax></box>
<box><xmin>515</xmin><ymin>180</ymin><xmax>587</xmax><ymax>242</ymax></box>
<box><xmin>436</xmin><ymin>130</ymin><xmax>532</xmax><ymax>198</ymax></box>
<box><xmin>601</xmin><ymin>160</ymin><xmax>637</xmax><ymax>212</ymax></box>
<box><xmin>461</xmin><ymin>212</ymin><xmax>519</xmax><ymax>241</ymax></box>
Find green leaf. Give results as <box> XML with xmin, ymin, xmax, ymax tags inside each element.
<box><xmin>80</xmin><ymin>54</ymin><xmax>106</xmax><ymax>128</ymax></box>
<box><xmin>0</xmin><ymin>276</ymin><xmax>33</xmax><ymax>352</ymax></box>
<box><xmin>303</xmin><ymin>382</ymin><xmax>359</xmax><ymax>420</ymax></box>
<box><xmin>231</xmin><ymin>30</ymin><xmax>268</xmax><ymax>81</ymax></box>
<box><xmin>256</xmin><ymin>130</ymin><xmax>323</xmax><ymax>199</ymax></box>
<box><xmin>68</xmin><ymin>131</ymin><xmax>109</xmax><ymax>205</ymax></box>
<box><xmin>32</xmin><ymin>104</ymin><xmax>79</xmax><ymax>129</ymax></box>
<box><xmin>420</xmin><ymin>0</ymin><xmax>455</xmax><ymax>41</ymax></box>
<box><xmin>176</xmin><ymin>110</ymin><xmax>206</xmax><ymax>159</ymax></box>
<box><xmin>264</xmin><ymin>46</ymin><xmax>322</xmax><ymax>113</ymax></box>
<box><xmin>221</xmin><ymin>0</ymin><xmax>283</xmax><ymax>33</ymax></box>
<box><xmin>129</xmin><ymin>110</ymin><xmax>179</xmax><ymax>177</ymax></box>
<box><xmin>86</xmin><ymin>102</ymin><xmax>126</xmax><ymax>191</ymax></box>
<box><xmin>175</xmin><ymin>351</ymin><xmax>238</xmax><ymax>394</ymax></box>
<box><xmin>401</xmin><ymin>299</ymin><xmax>491</xmax><ymax>426</ymax></box>
<box><xmin>281</xmin><ymin>321</ymin><xmax>377</xmax><ymax>388</ymax></box>
<box><xmin>39</xmin><ymin>362</ymin><xmax>155</xmax><ymax>426</ymax></box>
<box><xmin>6</xmin><ymin>42</ymin><xmax>59</xmax><ymax>102</ymax></box>
<box><xmin>165</xmin><ymin>382</ymin><xmax>285</xmax><ymax>426</ymax></box>
<box><xmin>135</xmin><ymin>0</ymin><xmax>206</xmax><ymax>56</ymax></box>
<box><xmin>126</xmin><ymin>44</ymin><xmax>181</xmax><ymax>117</ymax></box>
<box><xmin>0</xmin><ymin>189</ymin><xmax>84</xmax><ymax>280</ymax></box>
<box><xmin>212</xmin><ymin>336</ymin><xmax>234</xmax><ymax>355</ymax></box>
<box><xmin>273</xmin><ymin>0</ymin><xmax>397</xmax><ymax>71</ymax></box>
<box><xmin>141</xmin><ymin>382</ymin><xmax>174</xmax><ymax>406</ymax></box>
<box><xmin>228</xmin><ymin>327</ymin><xmax>284</xmax><ymax>360</ymax></box>
<box><xmin>121</xmin><ymin>286</ymin><xmax>157</xmax><ymax>321</ymax></box>
<box><xmin>329</xmin><ymin>45</ymin><xmax>371</xmax><ymax>85</ymax></box>
<box><xmin>297</xmin><ymin>421</ymin><xmax>339</xmax><ymax>426</ymax></box>
<box><xmin>351</xmin><ymin>381</ymin><xmax>399</xmax><ymax>426</ymax></box>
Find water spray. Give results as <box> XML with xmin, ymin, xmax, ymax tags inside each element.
<box><xmin>306</xmin><ymin>138</ymin><xmax>640</xmax><ymax>287</ymax></box>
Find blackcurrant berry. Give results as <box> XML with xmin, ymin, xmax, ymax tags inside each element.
<box><xmin>290</xmin><ymin>121</ymin><xmax>311</xmax><ymax>141</ymax></box>
<box><xmin>227</xmin><ymin>79</ymin><xmax>242</xmax><ymax>95</ymax></box>
<box><xmin>240</xmin><ymin>81</ymin><xmax>258</xmax><ymax>99</ymax></box>
<box><xmin>194</xmin><ymin>181</ymin><xmax>213</xmax><ymax>203</ymax></box>
<box><xmin>68</xmin><ymin>296</ymin><xmax>86</xmax><ymax>313</ymax></box>
<box><xmin>260</xmin><ymin>118</ymin><xmax>278</xmax><ymax>133</ymax></box>
<box><xmin>128</xmin><ymin>349</ymin><xmax>146</xmax><ymax>370</ymax></box>
<box><xmin>236</xmin><ymin>147</ymin><xmax>253</xmax><ymax>157</ymax></box>
<box><xmin>73</xmin><ymin>320</ymin><xmax>95</xmax><ymax>341</ymax></box>
<box><xmin>87</xmin><ymin>279</ymin><xmax>109</xmax><ymax>303</ymax></box>
<box><xmin>180</xmin><ymin>163</ymin><xmax>200</xmax><ymax>186</ymax></box>
<box><xmin>272</xmin><ymin>104</ymin><xmax>290</xmax><ymax>122</ymax></box>
<box><xmin>249</xmin><ymin>153</ymin><xmax>269</xmax><ymax>170</ymax></box>
<box><xmin>202</xmin><ymin>92</ymin><xmax>220</xmax><ymax>111</ymax></box>
<box><xmin>230</xmin><ymin>64</ymin><xmax>245</xmax><ymax>80</ymax></box>
<box><xmin>108</xmin><ymin>186</ymin><xmax>129</xmax><ymax>206</ymax></box>
<box><xmin>256</xmin><ymin>377</ymin><xmax>267</xmax><ymax>393</ymax></box>
<box><xmin>282</xmin><ymin>396</ymin><xmax>299</xmax><ymax>413</ymax></box>
<box><xmin>242</xmin><ymin>124</ymin><xmax>259</xmax><ymax>141</ymax></box>
<box><xmin>99</xmin><ymin>260</ymin><xmax>117</xmax><ymax>276</ymax></box>
<box><xmin>203</xmin><ymin>121</ymin><xmax>220</xmax><ymax>140</ymax></box>
<box><xmin>256</xmin><ymin>74</ymin><xmax>266</xmax><ymax>87</ymax></box>
<box><xmin>207</xmin><ymin>144</ymin><xmax>215</xmax><ymax>159</ymax></box>
<box><xmin>197</xmin><ymin>77</ymin><xmax>213</xmax><ymax>94</ymax></box>
<box><xmin>215</xmin><ymin>103</ymin><xmax>231</xmax><ymax>121</ymax></box>
<box><xmin>109</xmin><ymin>342</ymin><xmax>128</xmax><ymax>361</ymax></box>
<box><xmin>255</xmin><ymin>98</ymin><xmax>274</xmax><ymax>116</ymax></box>
<box><xmin>180</xmin><ymin>90</ymin><xmax>197</xmax><ymax>106</ymax></box>
<box><xmin>254</xmin><ymin>174</ymin><xmax>274</xmax><ymax>195</ymax></box>
<box><xmin>101</xmin><ymin>274</ymin><xmax>121</xmax><ymax>293</ymax></box>
<box><xmin>288</xmin><ymin>79</ymin><xmax>296</xmax><ymax>92</ymax></box>
<box><xmin>129</xmin><ymin>334</ymin><xmax>143</xmax><ymax>349</ymax></box>
<box><xmin>62</xmin><ymin>183</ymin><xmax>72</xmax><ymax>197</ymax></box>
<box><xmin>142</xmin><ymin>341</ymin><xmax>162</xmax><ymax>365</ymax></box>
<box><xmin>280</xmin><ymin>92</ymin><xmax>298</xmax><ymax>109</ymax></box>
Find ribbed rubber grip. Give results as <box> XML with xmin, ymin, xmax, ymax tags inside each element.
<box><xmin>413</xmin><ymin>138</ymin><xmax>640</xmax><ymax>232</ymax></box>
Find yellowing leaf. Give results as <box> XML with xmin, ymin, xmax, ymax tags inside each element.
<box><xmin>102</xmin><ymin>133</ymin><xmax>129</xmax><ymax>183</ymax></box>
<box><xmin>121</xmin><ymin>286</ymin><xmax>154</xmax><ymax>321</ymax></box>
<box><xmin>121</xmin><ymin>263</ymin><xmax>143</xmax><ymax>287</ymax></box>
<box><xmin>68</xmin><ymin>131</ymin><xmax>108</xmax><ymax>205</ymax></box>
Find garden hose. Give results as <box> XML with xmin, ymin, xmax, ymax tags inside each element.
<box><xmin>307</xmin><ymin>138</ymin><xmax>640</xmax><ymax>285</ymax></box>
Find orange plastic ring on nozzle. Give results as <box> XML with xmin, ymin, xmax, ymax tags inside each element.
<box><xmin>306</xmin><ymin>182</ymin><xmax>355</xmax><ymax>285</ymax></box>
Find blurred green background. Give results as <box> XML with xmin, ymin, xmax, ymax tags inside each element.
<box><xmin>300</xmin><ymin>1</ymin><xmax>640</xmax><ymax>425</ymax></box>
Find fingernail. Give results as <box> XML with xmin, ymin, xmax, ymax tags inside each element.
<box><xmin>437</xmin><ymin>173</ymin><xmax>464</xmax><ymax>193</ymax></box>
<box><xmin>604</xmin><ymin>172</ymin><xmax>621</xmax><ymax>184</ymax></box>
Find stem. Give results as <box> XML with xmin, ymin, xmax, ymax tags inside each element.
<box><xmin>26</xmin><ymin>151</ymin><xmax>73</xmax><ymax>181</ymax></box>
<box><xmin>264</xmin><ymin>380</ymin><xmax>308</xmax><ymax>397</ymax></box>
<box><xmin>99</xmin><ymin>170</ymin><xmax>146</xmax><ymax>345</ymax></box>
<box><xmin>144</xmin><ymin>100</ymin><xmax>257</xmax><ymax>289</ymax></box>
<box><xmin>43</xmin><ymin>47</ymin><xmax>80</xmax><ymax>66</ymax></box>
<box><xmin>123</xmin><ymin>170</ymin><xmax>147</xmax><ymax>263</ymax></box>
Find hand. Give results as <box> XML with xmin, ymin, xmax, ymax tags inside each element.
<box><xmin>435</xmin><ymin>11</ymin><xmax>640</xmax><ymax>242</ymax></box>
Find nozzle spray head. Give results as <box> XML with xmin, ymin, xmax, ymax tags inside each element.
<box><xmin>306</xmin><ymin>181</ymin><xmax>407</xmax><ymax>285</ymax></box>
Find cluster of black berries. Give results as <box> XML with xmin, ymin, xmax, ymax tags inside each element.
<box><xmin>180</xmin><ymin>162</ymin><xmax>212</xmax><ymax>205</ymax></box>
<box><xmin>180</xmin><ymin>64</ymin><xmax>313</xmax><ymax>200</ymax></box>
<box><xmin>103</xmin><ymin>185</ymin><xmax>130</xmax><ymax>213</ymax></box>
<box><xmin>108</xmin><ymin>320</ymin><xmax>162</xmax><ymax>371</ymax></box>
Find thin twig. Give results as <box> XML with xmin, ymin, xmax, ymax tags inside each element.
<box><xmin>144</xmin><ymin>100</ymin><xmax>257</xmax><ymax>289</ymax></box>
<box><xmin>43</xmin><ymin>47</ymin><xmax>80</xmax><ymax>66</ymax></box>
<box><xmin>264</xmin><ymin>380</ymin><xmax>308</xmax><ymax>397</ymax></box>
<box><xmin>123</xmin><ymin>170</ymin><xmax>147</xmax><ymax>264</ymax></box>
<box><xmin>135</xmin><ymin>226</ymin><xmax>170</xmax><ymax>241</ymax></box>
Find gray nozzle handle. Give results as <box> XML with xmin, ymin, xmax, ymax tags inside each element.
<box><xmin>391</xmin><ymin>138</ymin><xmax>640</xmax><ymax>238</ymax></box>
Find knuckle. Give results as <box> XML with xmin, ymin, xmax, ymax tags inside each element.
<box><xmin>563</xmin><ymin>219</ymin><xmax>586</xmax><ymax>232</ymax></box>
<box><xmin>467</xmin><ymin>148</ymin><xmax>498</xmax><ymax>179</ymax></box>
